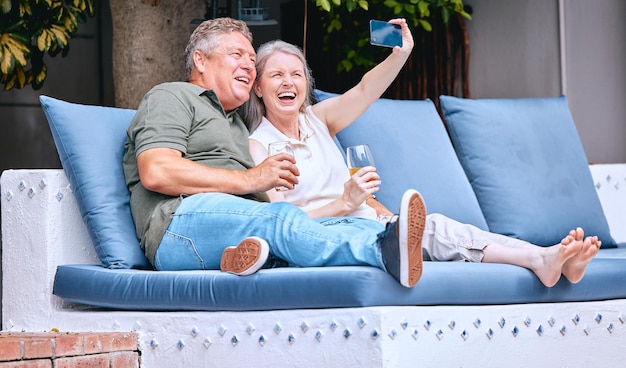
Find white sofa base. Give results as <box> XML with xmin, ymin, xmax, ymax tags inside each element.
<box><xmin>3</xmin><ymin>168</ymin><xmax>626</xmax><ymax>367</ymax></box>
<box><xmin>5</xmin><ymin>301</ymin><xmax>626</xmax><ymax>367</ymax></box>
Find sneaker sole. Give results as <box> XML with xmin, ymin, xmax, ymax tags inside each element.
<box><xmin>220</xmin><ymin>237</ymin><xmax>270</xmax><ymax>276</ymax></box>
<box><xmin>399</xmin><ymin>189</ymin><xmax>427</xmax><ymax>287</ymax></box>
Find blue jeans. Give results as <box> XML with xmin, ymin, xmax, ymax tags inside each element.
<box><xmin>153</xmin><ymin>193</ymin><xmax>386</xmax><ymax>271</ymax></box>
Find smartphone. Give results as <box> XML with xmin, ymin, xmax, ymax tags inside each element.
<box><xmin>369</xmin><ymin>20</ymin><xmax>402</xmax><ymax>48</ymax></box>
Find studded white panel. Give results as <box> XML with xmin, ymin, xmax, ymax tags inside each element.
<box><xmin>3</xmin><ymin>301</ymin><xmax>626</xmax><ymax>367</ymax></box>
<box><xmin>590</xmin><ymin>164</ymin><xmax>626</xmax><ymax>243</ymax></box>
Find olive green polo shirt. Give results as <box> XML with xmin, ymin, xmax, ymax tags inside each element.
<box><xmin>122</xmin><ymin>82</ymin><xmax>269</xmax><ymax>264</ymax></box>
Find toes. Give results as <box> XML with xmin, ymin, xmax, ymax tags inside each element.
<box><xmin>575</xmin><ymin>227</ymin><xmax>585</xmax><ymax>241</ymax></box>
<box><xmin>562</xmin><ymin>234</ymin><xmax>574</xmax><ymax>245</ymax></box>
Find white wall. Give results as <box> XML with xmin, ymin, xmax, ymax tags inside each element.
<box><xmin>564</xmin><ymin>0</ymin><xmax>626</xmax><ymax>164</ymax></box>
<box><xmin>466</xmin><ymin>0</ymin><xmax>562</xmax><ymax>98</ymax></box>
<box><xmin>465</xmin><ymin>0</ymin><xmax>626</xmax><ymax>163</ymax></box>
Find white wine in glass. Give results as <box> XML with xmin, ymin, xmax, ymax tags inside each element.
<box><xmin>346</xmin><ymin>144</ymin><xmax>375</xmax><ymax>176</ymax></box>
<box><xmin>268</xmin><ymin>141</ymin><xmax>294</xmax><ymax>191</ymax></box>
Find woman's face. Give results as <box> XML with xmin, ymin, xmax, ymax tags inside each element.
<box><xmin>254</xmin><ymin>51</ymin><xmax>307</xmax><ymax>120</ymax></box>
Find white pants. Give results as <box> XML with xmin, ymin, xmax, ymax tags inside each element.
<box><xmin>422</xmin><ymin>213</ymin><xmax>531</xmax><ymax>262</ymax></box>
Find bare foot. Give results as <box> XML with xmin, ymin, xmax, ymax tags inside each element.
<box><xmin>532</xmin><ymin>228</ymin><xmax>584</xmax><ymax>287</ymax></box>
<box><xmin>562</xmin><ymin>235</ymin><xmax>601</xmax><ymax>284</ymax></box>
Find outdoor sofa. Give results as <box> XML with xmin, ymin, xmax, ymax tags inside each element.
<box><xmin>2</xmin><ymin>91</ymin><xmax>626</xmax><ymax>367</ymax></box>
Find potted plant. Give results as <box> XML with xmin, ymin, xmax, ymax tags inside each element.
<box><xmin>0</xmin><ymin>0</ymin><xmax>95</xmax><ymax>90</ymax></box>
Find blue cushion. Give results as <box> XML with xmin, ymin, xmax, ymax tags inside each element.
<box><xmin>315</xmin><ymin>90</ymin><xmax>488</xmax><ymax>230</ymax></box>
<box><xmin>440</xmin><ymin>95</ymin><xmax>615</xmax><ymax>247</ymax></box>
<box><xmin>40</xmin><ymin>96</ymin><xmax>151</xmax><ymax>268</ymax></box>
<box><xmin>53</xmin><ymin>249</ymin><xmax>626</xmax><ymax>310</ymax></box>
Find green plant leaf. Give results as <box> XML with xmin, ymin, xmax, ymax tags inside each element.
<box><xmin>338</xmin><ymin>58</ymin><xmax>353</xmax><ymax>72</ymax></box>
<box><xmin>3</xmin><ymin>66</ymin><xmax>29</xmax><ymax>90</ymax></box>
<box><xmin>417</xmin><ymin>0</ymin><xmax>430</xmax><ymax>17</ymax></box>
<box><xmin>417</xmin><ymin>19</ymin><xmax>431</xmax><ymax>31</ymax></box>
<box><xmin>51</xmin><ymin>24</ymin><xmax>69</xmax><ymax>47</ymax></box>
<box><xmin>0</xmin><ymin>33</ymin><xmax>30</xmax><ymax>74</ymax></box>
<box><xmin>60</xmin><ymin>41</ymin><xmax>70</xmax><ymax>57</ymax></box>
<box><xmin>317</xmin><ymin>0</ymin><xmax>331</xmax><ymax>12</ymax></box>
<box><xmin>458</xmin><ymin>9</ymin><xmax>472</xmax><ymax>20</ymax></box>
<box><xmin>0</xmin><ymin>48</ymin><xmax>15</xmax><ymax>76</ymax></box>
<box><xmin>441</xmin><ymin>6</ymin><xmax>450</xmax><ymax>23</ymax></box>
<box><xmin>18</xmin><ymin>1</ymin><xmax>30</xmax><ymax>17</ymax></box>
<box><xmin>16</xmin><ymin>66</ymin><xmax>28</xmax><ymax>87</ymax></box>
<box><xmin>33</xmin><ymin>62</ymin><xmax>47</xmax><ymax>89</ymax></box>
<box><xmin>3</xmin><ymin>19</ymin><xmax>25</xmax><ymax>33</ymax></box>
<box><xmin>0</xmin><ymin>0</ymin><xmax>94</xmax><ymax>90</ymax></box>
<box><xmin>329</xmin><ymin>17</ymin><xmax>342</xmax><ymax>32</ymax></box>
<box><xmin>0</xmin><ymin>0</ymin><xmax>11</xmax><ymax>14</ymax></box>
<box><xmin>63</xmin><ymin>11</ymin><xmax>79</xmax><ymax>33</ymax></box>
<box><xmin>36</xmin><ymin>29</ymin><xmax>51</xmax><ymax>52</ymax></box>
<box><xmin>72</xmin><ymin>0</ymin><xmax>95</xmax><ymax>15</ymax></box>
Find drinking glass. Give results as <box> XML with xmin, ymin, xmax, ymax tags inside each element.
<box><xmin>268</xmin><ymin>141</ymin><xmax>294</xmax><ymax>191</ymax></box>
<box><xmin>346</xmin><ymin>144</ymin><xmax>375</xmax><ymax>176</ymax></box>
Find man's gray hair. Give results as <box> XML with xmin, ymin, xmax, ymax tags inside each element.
<box><xmin>184</xmin><ymin>17</ymin><xmax>253</xmax><ymax>80</ymax></box>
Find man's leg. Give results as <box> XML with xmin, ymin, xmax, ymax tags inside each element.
<box><xmin>155</xmin><ymin>191</ymin><xmax>427</xmax><ymax>287</ymax></box>
<box><xmin>154</xmin><ymin>193</ymin><xmax>385</xmax><ymax>270</ymax></box>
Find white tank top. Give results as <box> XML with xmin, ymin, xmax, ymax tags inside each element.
<box><xmin>249</xmin><ymin>106</ymin><xmax>376</xmax><ymax>219</ymax></box>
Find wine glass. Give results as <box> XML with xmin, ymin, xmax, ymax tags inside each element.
<box><xmin>268</xmin><ymin>141</ymin><xmax>294</xmax><ymax>191</ymax></box>
<box><xmin>346</xmin><ymin>144</ymin><xmax>375</xmax><ymax>176</ymax></box>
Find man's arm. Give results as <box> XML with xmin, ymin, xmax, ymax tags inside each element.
<box><xmin>137</xmin><ymin>147</ymin><xmax>299</xmax><ymax>196</ymax></box>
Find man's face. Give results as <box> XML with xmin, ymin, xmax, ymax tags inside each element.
<box><xmin>197</xmin><ymin>32</ymin><xmax>256</xmax><ymax>112</ymax></box>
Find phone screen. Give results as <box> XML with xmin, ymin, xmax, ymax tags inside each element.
<box><xmin>369</xmin><ymin>20</ymin><xmax>402</xmax><ymax>48</ymax></box>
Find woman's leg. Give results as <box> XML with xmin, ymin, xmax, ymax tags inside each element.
<box><xmin>480</xmin><ymin>228</ymin><xmax>601</xmax><ymax>286</ymax></box>
<box><xmin>423</xmin><ymin>214</ymin><xmax>600</xmax><ymax>287</ymax></box>
<box><xmin>481</xmin><ymin>228</ymin><xmax>583</xmax><ymax>287</ymax></box>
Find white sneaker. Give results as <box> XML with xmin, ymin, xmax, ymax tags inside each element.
<box><xmin>380</xmin><ymin>189</ymin><xmax>426</xmax><ymax>287</ymax></box>
<box><xmin>220</xmin><ymin>237</ymin><xmax>270</xmax><ymax>276</ymax></box>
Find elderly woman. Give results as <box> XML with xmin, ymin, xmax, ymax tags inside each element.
<box><xmin>243</xmin><ymin>19</ymin><xmax>600</xmax><ymax>288</ymax></box>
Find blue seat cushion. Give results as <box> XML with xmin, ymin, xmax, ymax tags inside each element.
<box><xmin>40</xmin><ymin>96</ymin><xmax>151</xmax><ymax>268</ymax></box>
<box><xmin>54</xmin><ymin>247</ymin><xmax>626</xmax><ymax>310</ymax></box>
<box><xmin>315</xmin><ymin>90</ymin><xmax>488</xmax><ymax>231</ymax></box>
<box><xmin>440</xmin><ymin>95</ymin><xmax>615</xmax><ymax>247</ymax></box>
